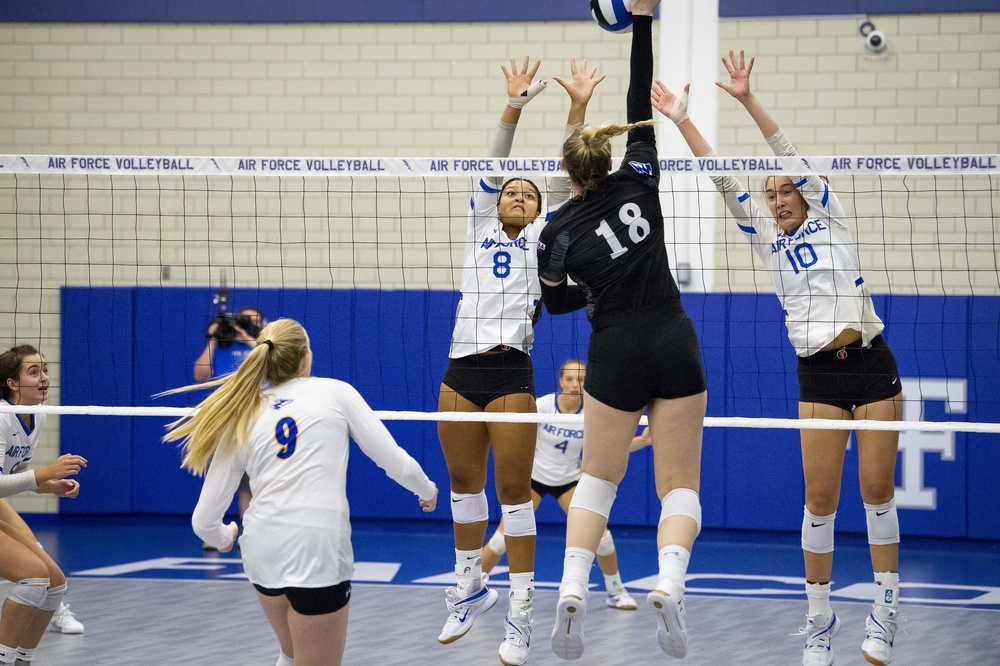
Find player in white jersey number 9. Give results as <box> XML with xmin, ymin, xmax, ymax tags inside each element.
<box><xmin>653</xmin><ymin>50</ymin><xmax>904</xmax><ymax>666</ymax></box>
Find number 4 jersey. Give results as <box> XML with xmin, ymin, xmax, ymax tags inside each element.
<box><xmin>532</xmin><ymin>392</ymin><xmax>585</xmax><ymax>487</ymax></box>
<box><xmin>709</xmin><ymin>130</ymin><xmax>884</xmax><ymax>357</ymax></box>
<box><xmin>537</xmin><ymin>138</ymin><xmax>681</xmax><ymax>325</ymax></box>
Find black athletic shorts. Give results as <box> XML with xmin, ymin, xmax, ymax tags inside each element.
<box><xmin>585</xmin><ymin>305</ymin><xmax>707</xmax><ymax>412</ymax></box>
<box><xmin>531</xmin><ymin>478</ymin><xmax>578</xmax><ymax>500</ymax></box>
<box><xmin>252</xmin><ymin>580</ymin><xmax>352</xmax><ymax>616</ymax></box>
<box><xmin>442</xmin><ymin>347</ymin><xmax>535</xmax><ymax>408</ymax></box>
<box><xmin>797</xmin><ymin>334</ymin><xmax>902</xmax><ymax>411</ymax></box>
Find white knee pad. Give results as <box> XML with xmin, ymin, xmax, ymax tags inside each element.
<box><xmin>487</xmin><ymin>529</ymin><xmax>507</xmax><ymax>555</ymax></box>
<box><xmin>596</xmin><ymin>530</ymin><xmax>616</xmax><ymax>557</ymax></box>
<box><xmin>659</xmin><ymin>488</ymin><xmax>702</xmax><ymax>537</ymax></box>
<box><xmin>569</xmin><ymin>473</ymin><xmax>618</xmax><ymax>520</ymax></box>
<box><xmin>865</xmin><ymin>499</ymin><xmax>900</xmax><ymax>546</ymax></box>
<box><xmin>39</xmin><ymin>582</ymin><xmax>67</xmax><ymax>612</ymax></box>
<box><xmin>501</xmin><ymin>501</ymin><xmax>536</xmax><ymax>538</ymax></box>
<box><xmin>450</xmin><ymin>490</ymin><xmax>488</xmax><ymax>524</ymax></box>
<box><xmin>7</xmin><ymin>578</ymin><xmax>49</xmax><ymax>609</ymax></box>
<box><xmin>801</xmin><ymin>507</ymin><xmax>836</xmax><ymax>554</ymax></box>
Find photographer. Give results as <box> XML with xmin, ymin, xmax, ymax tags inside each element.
<box><xmin>192</xmin><ymin>305</ymin><xmax>266</xmax><ymax>547</ymax></box>
<box><xmin>193</xmin><ymin>307</ymin><xmax>266</xmax><ymax>383</ymax></box>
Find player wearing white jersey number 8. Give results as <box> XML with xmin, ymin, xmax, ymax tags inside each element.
<box><xmin>652</xmin><ymin>50</ymin><xmax>904</xmax><ymax>666</ymax></box>
<box><xmin>435</xmin><ymin>56</ymin><xmax>567</xmax><ymax>666</ymax></box>
<box><xmin>481</xmin><ymin>360</ymin><xmax>650</xmax><ymax>611</ymax></box>
<box><xmin>162</xmin><ymin>319</ymin><xmax>437</xmax><ymax>666</ymax></box>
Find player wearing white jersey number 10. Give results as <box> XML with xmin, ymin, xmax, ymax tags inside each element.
<box><xmin>653</xmin><ymin>49</ymin><xmax>904</xmax><ymax>666</ymax></box>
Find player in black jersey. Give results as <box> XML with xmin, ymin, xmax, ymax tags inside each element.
<box><xmin>539</xmin><ymin>1</ymin><xmax>707</xmax><ymax>660</ymax></box>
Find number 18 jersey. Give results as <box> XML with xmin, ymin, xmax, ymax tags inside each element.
<box><xmin>537</xmin><ymin>138</ymin><xmax>681</xmax><ymax>325</ymax></box>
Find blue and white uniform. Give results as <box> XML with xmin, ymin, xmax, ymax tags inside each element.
<box><xmin>192</xmin><ymin>376</ymin><xmax>435</xmax><ymax>588</ymax></box>
<box><xmin>447</xmin><ymin>122</ymin><xmax>572</xmax><ymax>359</ymax></box>
<box><xmin>531</xmin><ymin>393</ymin><xmax>585</xmax><ymax>487</ymax></box>
<box><xmin>0</xmin><ymin>402</ymin><xmax>45</xmax><ymax>496</ymax></box>
<box><xmin>710</xmin><ymin>130</ymin><xmax>884</xmax><ymax>356</ymax></box>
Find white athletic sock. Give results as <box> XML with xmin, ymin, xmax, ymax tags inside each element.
<box><xmin>604</xmin><ymin>571</ymin><xmax>625</xmax><ymax>594</ymax></box>
<box><xmin>873</xmin><ymin>571</ymin><xmax>900</xmax><ymax>609</ymax></box>
<box><xmin>0</xmin><ymin>643</ymin><xmax>16</xmax><ymax>664</ymax></box>
<box><xmin>455</xmin><ymin>548</ymin><xmax>483</xmax><ymax>593</ymax></box>
<box><xmin>275</xmin><ymin>650</ymin><xmax>293</xmax><ymax>666</ymax></box>
<box><xmin>806</xmin><ymin>581</ymin><xmax>832</xmax><ymax>618</ymax></box>
<box><xmin>14</xmin><ymin>647</ymin><xmax>35</xmax><ymax>663</ymax></box>
<box><xmin>657</xmin><ymin>545</ymin><xmax>690</xmax><ymax>594</ymax></box>
<box><xmin>508</xmin><ymin>571</ymin><xmax>534</xmax><ymax>612</ymax></box>
<box><xmin>561</xmin><ymin>546</ymin><xmax>595</xmax><ymax>594</ymax></box>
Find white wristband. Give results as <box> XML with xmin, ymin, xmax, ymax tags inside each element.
<box><xmin>508</xmin><ymin>80</ymin><xmax>547</xmax><ymax>109</ymax></box>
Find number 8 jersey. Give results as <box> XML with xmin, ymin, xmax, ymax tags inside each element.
<box><xmin>710</xmin><ymin>130</ymin><xmax>884</xmax><ymax>357</ymax></box>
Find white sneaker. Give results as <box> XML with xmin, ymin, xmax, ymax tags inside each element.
<box><xmin>550</xmin><ymin>582</ymin><xmax>587</xmax><ymax>661</ymax></box>
<box><xmin>648</xmin><ymin>587</ymin><xmax>688</xmax><ymax>659</ymax></box>
<box><xmin>48</xmin><ymin>602</ymin><xmax>85</xmax><ymax>634</ymax></box>
<box><xmin>799</xmin><ymin>612</ymin><xmax>841</xmax><ymax>666</ymax></box>
<box><xmin>498</xmin><ymin>595</ymin><xmax>532</xmax><ymax>666</ymax></box>
<box><xmin>861</xmin><ymin>605</ymin><xmax>899</xmax><ymax>666</ymax></box>
<box><xmin>437</xmin><ymin>581</ymin><xmax>499</xmax><ymax>644</ymax></box>
<box><xmin>606</xmin><ymin>589</ymin><xmax>637</xmax><ymax>611</ymax></box>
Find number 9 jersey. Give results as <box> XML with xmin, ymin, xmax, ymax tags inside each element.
<box><xmin>537</xmin><ymin>137</ymin><xmax>681</xmax><ymax>324</ymax></box>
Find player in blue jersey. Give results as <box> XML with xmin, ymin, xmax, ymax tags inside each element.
<box><xmin>538</xmin><ymin>2</ymin><xmax>709</xmax><ymax>660</ymax></box>
<box><xmin>0</xmin><ymin>345</ymin><xmax>88</xmax><ymax>663</ymax></box>
<box><xmin>435</xmin><ymin>55</ymin><xmax>559</xmax><ymax>666</ymax></box>
<box><xmin>164</xmin><ymin>319</ymin><xmax>436</xmax><ymax>666</ymax></box>
<box><xmin>480</xmin><ymin>360</ymin><xmax>649</xmax><ymax>611</ymax></box>
<box><xmin>652</xmin><ymin>50</ymin><xmax>904</xmax><ymax>666</ymax></box>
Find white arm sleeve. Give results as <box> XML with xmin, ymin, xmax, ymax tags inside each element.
<box><xmin>706</xmin><ymin>150</ymin><xmax>774</xmax><ymax>258</ymax></box>
<box><xmin>339</xmin><ymin>385</ymin><xmax>436</xmax><ymax>502</ymax></box>
<box><xmin>191</xmin><ymin>443</ymin><xmax>247</xmax><ymax>549</ymax></box>
<box><xmin>0</xmin><ymin>469</ymin><xmax>39</xmax><ymax>498</ymax></box>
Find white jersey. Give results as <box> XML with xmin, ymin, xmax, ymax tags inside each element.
<box><xmin>192</xmin><ymin>376</ymin><xmax>435</xmax><ymax>588</ymax></box>
<box><xmin>448</xmin><ymin>178</ymin><xmax>544</xmax><ymax>358</ymax></box>
<box><xmin>0</xmin><ymin>402</ymin><xmax>45</xmax><ymax>497</ymax></box>
<box><xmin>531</xmin><ymin>393</ymin><xmax>585</xmax><ymax>487</ymax></box>
<box><xmin>711</xmin><ymin>131</ymin><xmax>884</xmax><ymax>356</ymax></box>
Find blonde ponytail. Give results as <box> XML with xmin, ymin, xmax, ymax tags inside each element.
<box><xmin>563</xmin><ymin>120</ymin><xmax>656</xmax><ymax>195</ymax></box>
<box><xmin>160</xmin><ymin>318</ymin><xmax>310</xmax><ymax>475</ymax></box>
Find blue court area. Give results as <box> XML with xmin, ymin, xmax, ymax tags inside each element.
<box><xmin>29</xmin><ymin>513</ymin><xmax>1000</xmax><ymax>612</ymax></box>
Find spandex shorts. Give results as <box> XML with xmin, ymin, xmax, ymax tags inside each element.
<box><xmin>252</xmin><ymin>580</ymin><xmax>352</xmax><ymax>616</ymax></box>
<box><xmin>442</xmin><ymin>347</ymin><xmax>535</xmax><ymax>408</ymax></box>
<box><xmin>531</xmin><ymin>478</ymin><xmax>578</xmax><ymax>500</ymax></box>
<box><xmin>585</xmin><ymin>306</ymin><xmax>707</xmax><ymax>412</ymax></box>
<box><xmin>797</xmin><ymin>334</ymin><xmax>902</xmax><ymax>411</ymax></box>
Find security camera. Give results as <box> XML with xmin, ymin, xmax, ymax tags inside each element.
<box><xmin>865</xmin><ymin>29</ymin><xmax>887</xmax><ymax>53</ymax></box>
<box><xmin>859</xmin><ymin>20</ymin><xmax>888</xmax><ymax>54</ymax></box>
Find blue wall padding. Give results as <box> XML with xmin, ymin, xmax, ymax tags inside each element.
<box><xmin>59</xmin><ymin>287</ymin><xmax>1000</xmax><ymax>539</ymax></box>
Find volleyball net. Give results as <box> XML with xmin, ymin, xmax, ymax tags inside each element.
<box><xmin>1</xmin><ymin>152</ymin><xmax>998</xmax><ymax>437</ymax></box>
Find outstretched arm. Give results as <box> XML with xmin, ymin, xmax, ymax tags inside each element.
<box><xmin>499</xmin><ymin>56</ymin><xmax>546</xmax><ymax>126</ymax></box>
<box><xmin>627</xmin><ymin>1</ymin><xmax>657</xmax><ymax>131</ymax></box>
<box><xmin>553</xmin><ymin>57</ymin><xmax>606</xmax><ymax>127</ymax></box>
<box><xmin>716</xmin><ymin>50</ymin><xmax>780</xmax><ymax>140</ymax></box>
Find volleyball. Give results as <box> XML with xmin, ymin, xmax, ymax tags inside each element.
<box><xmin>591</xmin><ymin>0</ymin><xmax>633</xmax><ymax>34</ymax></box>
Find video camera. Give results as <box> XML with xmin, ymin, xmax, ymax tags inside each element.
<box><xmin>211</xmin><ymin>281</ymin><xmax>262</xmax><ymax>348</ymax></box>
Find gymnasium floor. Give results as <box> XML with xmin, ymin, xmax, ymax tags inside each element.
<box><xmin>14</xmin><ymin>514</ymin><xmax>1000</xmax><ymax>665</ymax></box>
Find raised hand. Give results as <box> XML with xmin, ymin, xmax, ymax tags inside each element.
<box><xmin>553</xmin><ymin>58</ymin><xmax>606</xmax><ymax>108</ymax></box>
<box><xmin>502</xmin><ymin>56</ymin><xmax>543</xmax><ymax>99</ymax></box>
<box><xmin>716</xmin><ymin>49</ymin><xmax>755</xmax><ymax>101</ymax></box>
<box><xmin>651</xmin><ymin>80</ymin><xmax>690</xmax><ymax>125</ymax></box>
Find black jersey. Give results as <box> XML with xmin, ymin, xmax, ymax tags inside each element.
<box><xmin>537</xmin><ymin>138</ymin><xmax>681</xmax><ymax>324</ymax></box>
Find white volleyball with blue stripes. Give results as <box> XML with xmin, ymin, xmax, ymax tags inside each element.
<box><xmin>591</xmin><ymin>0</ymin><xmax>633</xmax><ymax>34</ymax></box>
